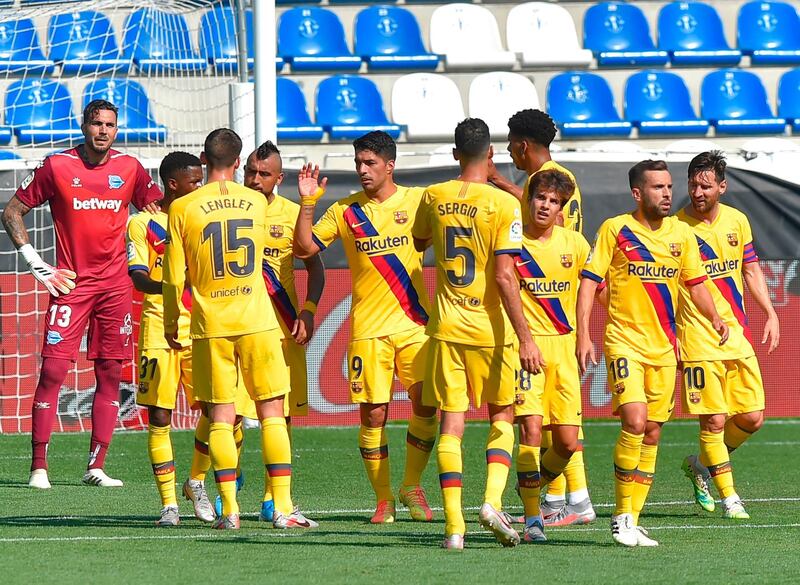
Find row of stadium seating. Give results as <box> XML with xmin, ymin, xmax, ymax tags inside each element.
<box><xmin>2</xmin><ymin>2</ymin><xmax>800</xmax><ymax>76</ymax></box>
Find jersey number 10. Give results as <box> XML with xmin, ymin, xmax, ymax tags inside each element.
<box><xmin>202</xmin><ymin>219</ymin><xmax>256</xmax><ymax>279</ymax></box>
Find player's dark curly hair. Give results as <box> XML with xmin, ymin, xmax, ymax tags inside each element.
<box><xmin>204</xmin><ymin>128</ymin><xmax>242</xmax><ymax>168</ymax></box>
<box><xmin>507</xmin><ymin>109</ymin><xmax>557</xmax><ymax>148</ymax></box>
<box><xmin>254</xmin><ymin>140</ymin><xmax>281</xmax><ymax>161</ymax></box>
<box><xmin>353</xmin><ymin>131</ymin><xmax>396</xmax><ymax>162</ymax></box>
<box><xmin>454</xmin><ymin>118</ymin><xmax>490</xmax><ymax>159</ymax></box>
<box><xmin>83</xmin><ymin>99</ymin><xmax>118</xmax><ymax>124</ymax></box>
<box><xmin>528</xmin><ymin>169</ymin><xmax>575</xmax><ymax>207</ymax></box>
<box><xmin>688</xmin><ymin>150</ymin><xmax>727</xmax><ymax>183</ymax></box>
<box><xmin>159</xmin><ymin>151</ymin><xmax>202</xmax><ymax>187</ymax></box>
<box><xmin>628</xmin><ymin>159</ymin><xmax>669</xmax><ymax>190</ymax></box>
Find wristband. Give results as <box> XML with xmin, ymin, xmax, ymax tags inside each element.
<box><xmin>302</xmin><ymin>300</ymin><xmax>317</xmax><ymax>315</ymax></box>
<box><xmin>19</xmin><ymin>243</ymin><xmax>42</xmax><ymax>266</ymax></box>
<box><xmin>300</xmin><ymin>187</ymin><xmax>325</xmax><ymax>207</ymax></box>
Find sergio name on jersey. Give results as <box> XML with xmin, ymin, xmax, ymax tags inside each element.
<box><xmin>523</xmin><ymin>161</ymin><xmax>583</xmax><ymax>233</ymax></box>
<box><xmin>263</xmin><ymin>194</ymin><xmax>302</xmax><ymax>339</ymax></box>
<box><xmin>582</xmin><ymin>214</ymin><xmax>707</xmax><ymax>365</ymax></box>
<box><xmin>515</xmin><ymin>226</ymin><xmax>590</xmax><ymax>336</ymax></box>
<box><xmin>163</xmin><ymin>181</ymin><xmax>278</xmax><ymax>339</ymax></box>
<box><xmin>676</xmin><ymin>204</ymin><xmax>758</xmax><ymax>361</ymax></box>
<box><xmin>413</xmin><ymin>180</ymin><xmax>522</xmax><ymax>347</ymax></box>
<box><xmin>312</xmin><ymin>186</ymin><xmax>430</xmax><ymax>341</ymax></box>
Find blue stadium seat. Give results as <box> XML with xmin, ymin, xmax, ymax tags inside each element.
<box><xmin>48</xmin><ymin>11</ymin><xmax>129</xmax><ymax>74</ymax></box>
<box><xmin>738</xmin><ymin>1</ymin><xmax>800</xmax><ymax>65</ymax></box>
<box><xmin>83</xmin><ymin>80</ymin><xmax>166</xmax><ymax>143</ymax></box>
<box><xmin>0</xmin><ymin>18</ymin><xmax>55</xmax><ymax>74</ymax></box>
<box><xmin>625</xmin><ymin>71</ymin><xmax>709</xmax><ymax>135</ymax></box>
<box><xmin>584</xmin><ymin>3</ymin><xmax>668</xmax><ymax>67</ymax></box>
<box><xmin>200</xmin><ymin>5</ymin><xmax>254</xmax><ymax>73</ymax></box>
<box><xmin>122</xmin><ymin>8</ymin><xmax>207</xmax><ymax>73</ymax></box>
<box><xmin>5</xmin><ymin>79</ymin><xmax>81</xmax><ymax>144</ymax></box>
<box><xmin>0</xmin><ymin>150</ymin><xmax>20</xmax><ymax>159</ymax></box>
<box><xmin>354</xmin><ymin>6</ymin><xmax>438</xmax><ymax>71</ymax></box>
<box><xmin>658</xmin><ymin>2</ymin><xmax>742</xmax><ymax>66</ymax></box>
<box><xmin>777</xmin><ymin>68</ymin><xmax>800</xmax><ymax>132</ymax></box>
<box><xmin>701</xmin><ymin>69</ymin><xmax>785</xmax><ymax>134</ymax></box>
<box><xmin>278</xmin><ymin>8</ymin><xmax>362</xmax><ymax>72</ymax></box>
<box><xmin>277</xmin><ymin>78</ymin><xmax>323</xmax><ymax>141</ymax></box>
<box><xmin>546</xmin><ymin>72</ymin><xmax>632</xmax><ymax>137</ymax></box>
<box><xmin>316</xmin><ymin>75</ymin><xmax>400</xmax><ymax>140</ymax></box>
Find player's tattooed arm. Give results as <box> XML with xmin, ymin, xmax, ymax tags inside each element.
<box><xmin>487</xmin><ymin>158</ymin><xmax>523</xmax><ymax>200</ymax></box>
<box><xmin>1</xmin><ymin>196</ymin><xmax>32</xmax><ymax>248</ymax></box>
<box><xmin>129</xmin><ymin>269</ymin><xmax>162</xmax><ymax>295</ymax></box>
<box><xmin>743</xmin><ymin>260</ymin><xmax>780</xmax><ymax>353</ymax></box>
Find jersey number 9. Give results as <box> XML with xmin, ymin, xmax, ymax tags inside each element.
<box><xmin>202</xmin><ymin>219</ymin><xmax>256</xmax><ymax>279</ymax></box>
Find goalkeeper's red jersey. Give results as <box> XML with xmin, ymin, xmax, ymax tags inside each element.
<box><xmin>15</xmin><ymin>147</ymin><xmax>162</xmax><ymax>291</ymax></box>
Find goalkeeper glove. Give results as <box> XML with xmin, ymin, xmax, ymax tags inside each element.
<box><xmin>19</xmin><ymin>244</ymin><xmax>76</xmax><ymax>297</ymax></box>
<box><xmin>300</xmin><ymin>186</ymin><xmax>325</xmax><ymax>207</ymax></box>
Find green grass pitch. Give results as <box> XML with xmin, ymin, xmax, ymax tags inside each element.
<box><xmin>1</xmin><ymin>420</ymin><xmax>798</xmax><ymax>584</ymax></box>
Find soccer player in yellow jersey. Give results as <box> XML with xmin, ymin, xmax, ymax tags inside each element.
<box><xmin>512</xmin><ymin>169</ymin><xmax>591</xmax><ymax>543</ymax></box>
<box><xmin>576</xmin><ymin>159</ymin><xmax>729</xmax><ymax>547</ymax></box>
<box><xmin>243</xmin><ymin>140</ymin><xmax>325</xmax><ymax>522</ymax></box>
<box><xmin>676</xmin><ymin>151</ymin><xmax>779</xmax><ymax>519</ymax></box>
<box><xmin>413</xmin><ymin>118</ymin><xmax>544</xmax><ymax>550</ymax></box>
<box><xmin>127</xmin><ymin>152</ymin><xmax>215</xmax><ymax>526</ymax></box>
<box><xmin>294</xmin><ymin>131</ymin><xmax>436</xmax><ymax>524</ymax></box>
<box><xmin>163</xmin><ymin>129</ymin><xmax>316</xmax><ymax>530</ymax></box>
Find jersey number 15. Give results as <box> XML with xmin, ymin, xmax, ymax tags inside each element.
<box><xmin>202</xmin><ymin>219</ymin><xmax>256</xmax><ymax>279</ymax></box>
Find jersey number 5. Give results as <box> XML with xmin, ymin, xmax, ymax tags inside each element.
<box><xmin>202</xmin><ymin>219</ymin><xmax>256</xmax><ymax>279</ymax></box>
<box><xmin>445</xmin><ymin>226</ymin><xmax>475</xmax><ymax>287</ymax></box>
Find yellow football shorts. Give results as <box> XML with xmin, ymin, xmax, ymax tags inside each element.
<box><xmin>606</xmin><ymin>355</ymin><xmax>676</xmax><ymax>423</ymax></box>
<box><xmin>514</xmin><ymin>334</ymin><xmax>582</xmax><ymax>426</ymax></box>
<box><xmin>193</xmin><ymin>328</ymin><xmax>290</xmax><ymax>405</ymax></box>
<box><xmin>348</xmin><ymin>326</ymin><xmax>427</xmax><ymax>404</ymax></box>
<box><xmin>282</xmin><ymin>337</ymin><xmax>308</xmax><ymax>417</ymax></box>
<box><xmin>136</xmin><ymin>346</ymin><xmax>193</xmax><ymax>410</ymax></box>
<box><xmin>681</xmin><ymin>356</ymin><xmax>765</xmax><ymax>416</ymax></box>
<box><xmin>423</xmin><ymin>338</ymin><xmax>516</xmax><ymax>412</ymax></box>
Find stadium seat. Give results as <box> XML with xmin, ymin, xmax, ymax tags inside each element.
<box><xmin>200</xmin><ymin>5</ymin><xmax>254</xmax><ymax>73</ymax></box>
<box><xmin>278</xmin><ymin>8</ymin><xmax>362</xmax><ymax>72</ymax></box>
<box><xmin>429</xmin><ymin>4</ymin><xmax>516</xmax><ymax>70</ymax></box>
<box><xmin>354</xmin><ymin>6</ymin><xmax>438</xmax><ymax>71</ymax></box>
<box><xmin>701</xmin><ymin>69</ymin><xmax>785</xmax><ymax>134</ymax></box>
<box><xmin>277</xmin><ymin>78</ymin><xmax>323</xmax><ymax>141</ymax></box>
<box><xmin>657</xmin><ymin>2</ymin><xmax>742</xmax><ymax>66</ymax></box>
<box><xmin>546</xmin><ymin>72</ymin><xmax>632</xmax><ymax>138</ymax></box>
<box><xmin>391</xmin><ymin>73</ymin><xmax>465</xmax><ymax>140</ymax></box>
<box><xmin>5</xmin><ymin>79</ymin><xmax>81</xmax><ymax>144</ymax></box>
<box><xmin>316</xmin><ymin>76</ymin><xmax>400</xmax><ymax>140</ymax></box>
<box><xmin>777</xmin><ymin>68</ymin><xmax>800</xmax><ymax>131</ymax></box>
<box><xmin>83</xmin><ymin>80</ymin><xmax>166</xmax><ymax>143</ymax></box>
<box><xmin>122</xmin><ymin>8</ymin><xmax>207</xmax><ymax>73</ymax></box>
<box><xmin>468</xmin><ymin>72</ymin><xmax>540</xmax><ymax>138</ymax></box>
<box><xmin>738</xmin><ymin>1</ymin><xmax>800</xmax><ymax>65</ymax></box>
<box><xmin>48</xmin><ymin>11</ymin><xmax>129</xmax><ymax>74</ymax></box>
<box><xmin>506</xmin><ymin>3</ymin><xmax>593</xmax><ymax>68</ymax></box>
<box><xmin>625</xmin><ymin>71</ymin><xmax>709</xmax><ymax>135</ymax></box>
<box><xmin>0</xmin><ymin>150</ymin><xmax>19</xmax><ymax>159</ymax></box>
<box><xmin>584</xmin><ymin>3</ymin><xmax>668</xmax><ymax>67</ymax></box>
<box><xmin>0</xmin><ymin>18</ymin><xmax>55</xmax><ymax>74</ymax></box>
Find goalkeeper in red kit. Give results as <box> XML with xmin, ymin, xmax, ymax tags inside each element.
<box><xmin>1</xmin><ymin>99</ymin><xmax>162</xmax><ymax>489</ymax></box>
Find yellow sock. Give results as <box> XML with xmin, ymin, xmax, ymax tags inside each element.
<box><xmin>261</xmin><ymin>417</ymin><xmax>293</xmax><ymax>515</ymax></box>
<box><xmin>233</xmin><ymin>419</ymin><xmax>244</xmax><ymax>479</ymax></box>
<box><xmin>517</xmin><ymin>444</ymin><xmax>541</xmax><ymax>519</ymax></box>
<box><xmin>190</xmin><ymin>413</ymin><xmax>210</xmax><ymax>481</ymax></box>
<box><xmin>613</xmin><ymin>429</ymin><xmax>643</xmax><ymax>516</ymax></box>
<box><xmin>148</xmin><ymin>423</ymin><xmax>177</xmax><ymax>507</ymax></box>
<box><xmin>209</xmin><ymin>422</ymin><xmax>239</xmax><ymax>516</ymax></box>
<box><xmin>631</xmin><ymin>444</ymin><xmax>657</xmax><ymax>524</ymax></box>
<box><xmin>724</xmin><ymin>418</ymin><xmax>753</xmax><ymax>453</ymax></box>
<box><xmin>263</xmin><ymin>420</ymin><xmax>293</xmax><ymax>503</ymax></box>
<box><xmin>484</xmin><ymin>420</ymin><xmax>514</xmax><ymax>510</ymax></box>
<box><xmin>438</xmin><ymin>434</ymin><xmax>464</xmax><ymax>537</ymax></box>
<box><xmin>564</xmin><ymin>447</ymin><xmax>589</xmax><ymax>494</ymax></box>
<box><xmin>359</xmin><ymin>425</ymin><xmax>393</xmax><ymax>503</ymax></box>
<box><xmin>540</xmin><ymin>448</ymin><xmax>570</xmax><ymax>487</ymax></box>
<box><xmin>402</xmin><ymin>414</ymin><xmax>437</xmax><ymax>487</ymax></box>
<box><xmin>699</xmin><ymin>430</ymin><xmax>736</xmax><ymax>499</ymax></box>
<box><xmin>541</xmin><ymin>429</ymin><xmax>567</xmax><ymax>500</ymax></box>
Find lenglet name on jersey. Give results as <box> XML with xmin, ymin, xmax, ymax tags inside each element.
<box><xmin>627</xmin><ymin>263</ymin><xmax>678</xmax><ymax>279</ymax></box>
<box><xmin>199</xmin><ymin>198</ymin><xmax>254</xmax><ymax>214</ymax></box>
<box><xmin>437</xmin><ymin>203</ymin><xmax>478</xmax><ymax>217</ymax></box>
<box><xmin>519</xmin><ymin>279</ymin><xmax>570</xmax><ymax>294</ymax></box>
<box><xmin>355</xmin><ymin>234</ymin><xmax>409</xmax><ymax>254</ymax></box>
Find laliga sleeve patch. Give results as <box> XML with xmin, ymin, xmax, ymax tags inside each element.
<box><xmin>126</xmin><ymin>241</ymin><xmax>135</xmax><ymax>261</ymax></box>
<box><xmin>509</xmin><ymin>220</ymin><xmax>523</xmax><ymax>243</ymax></box>
<box><xmin>20</xmin><ymin>172</ymin><xmax>34</xmax><ymax>190</ymax></box>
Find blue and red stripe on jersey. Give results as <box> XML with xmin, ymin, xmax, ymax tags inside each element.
<box><xmin>266</xmin><ymin>463</ymin><xmax>292</xmax><ymax>477</ymax></box>
<box><xmin>617</xmin><ymin>225</ymin><xmax>656</xmax><ymax>262</ymax></box>
<box><xmin>262</xmin><ymin>259</ymin><xmax>298</xmax><ymax>330</ymax></box>
<box><xmin>712</xmin><ymin>275</ymin><xmax>752</xmax><ymax>344</ymax></box>
<box><xmin>343</xmin><ymin>203</ymin><xmax>380</xmax><ymax>239</ymax></box>
<box><xmin>743</xmin><ymin>242</ymin><xmax>758</xmax><ymax>264</ymax></box>
<box><xmin>514</xmin><ymin>248</ymin><xmax>572</xmax><ymax>334</ymax></box>
<box><xmin>146</xmin><ymin>219</ymin><xmax>168</xmax><ymax>255</ymax></box>
<box><xmin>486</xmin><ymin>448</ymin><xmax>512</xmax><ymax>467</ymax></box>
<box><xmin>696</xmin><ymin>235</ymin><xmax>718</xmax><ymax>261</ymax></box>
<box><xmin>439</xmin><ymin>471</ymin><xmax>463</xmax><ymax>489</ymax></box>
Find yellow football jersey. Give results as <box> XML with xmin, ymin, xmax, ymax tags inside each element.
<box><xmin>163</xmin><ymin>181</ymin><xmax>278</xmax><ymax>339</ymax></box>
<box><xmin>263</xmin><ymin>193</ymin><xmax>301</xmax><ymax>339</ymax></box>
<box><xmin>522</xmin><ymin>160</ymin><xmax>583</xmax><ymax>233</ymax></box>
<box><xmin>516</xmin><ymin>227</ymin><xmax>590</xmax><ymax>337</ymax></box>
<box><xmin>126</xmin><ymin>211</ymin><xmax>191</xmax><ymax>350</ymax></box>
<box><xmin>312</xmin><ymin>185</ymin><xmax>430</xmax><ymax>341</ymax></box>
<box><xmin>582</xmin><ymin>214</ymin><xmax>707</xmax><ymax>365</ymax></box>
<box><xmin>413</xmin><ymin>180</ymin><xmax>522</xmax><ymax>347</ymax></box>
<box><xmin>676</xmin><ymin>204</ymin><xmax>758</xmax><ymax>361</ymax></box>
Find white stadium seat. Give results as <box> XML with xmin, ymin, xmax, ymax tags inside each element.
<box><xmin>429</xmin><ymin>4</ymin><xmax>517</xmax><ymax>70</ymax></box>
<box><xmin>468</xmin><ymin>72</ymin><xmax>540</xmax><ymax>138</ymax></box>
<box><xmin>506</xmin><ymin>3</ymin><xmax>593</xmax><ymax>67</ymax></box>
<box><xmin>392</xmin><ymin>73</ymin><xmax>465</xmax><ymax>141</ymax></box>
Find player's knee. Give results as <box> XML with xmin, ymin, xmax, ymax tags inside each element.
<box><xmin>621</xmin><ymin>417</ymin><xmax>646</xmax><ymax>436</ymax></box>
<box><xmin>735</xmin><ymin>410</ymin><xmax>764</xmax><ymax>433</ymax></box>
<box><xmin>700</xmin><ymin>414</ymin><xmax>726</xmax><ymax>434</ymax></box>
<box><xmin>518</xmin><ymin>419</ymin><xmax>541</xmax><ymax>446</ymax></box>
<box><xmin>149</xmin><ymin>407</ymin><xmax>171</xmax><ymax>427</ymax></box>
<box><xmin>643</xmin><ymin>421</ymin><xmax>662</xmax><ymax>445</ymax></box>
<box><xmin>361</xmin><ymin>403</ymin><xmax>388</xmax><ymax>428</ymax></box>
